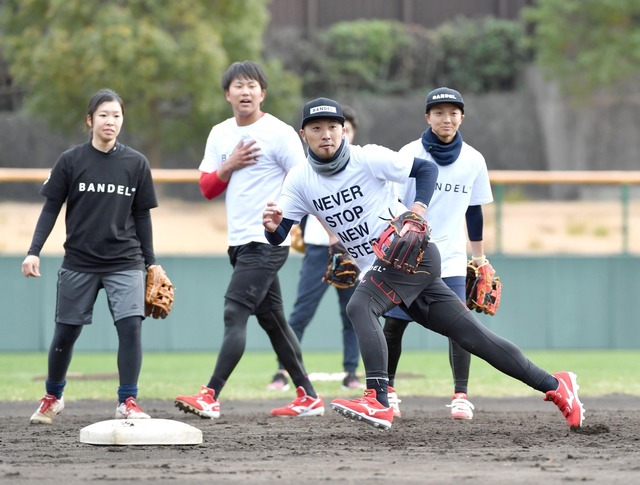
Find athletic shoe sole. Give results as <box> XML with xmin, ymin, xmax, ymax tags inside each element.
<box><xmin>174</xmin><ymin>400</ymin><xmax>220</xmax><ymax>419</ymax></box>
<box><xmin>451</xmin><ymin>412</ymin><xmax>473</xmax><ymax>420</ymax></box>
<box><xmin>30</xmin><ymin>412</ymin><xmax>61</xmax><ymax>425</ymax></box>
<box><xmin>115</xmin><ymin>412</ymin><xmax>151</xmax><ymax>419</ymax></box>
<box><xmin>330</xmin><ymin>403</ymin><xmax>392</xmax><ymax>430</ymax></box>
<box><xmin>559</xmin><ymin>371</ymin><xmax>585</xmax><ymax>428</ymax></box>
<box><xmin>271</xmin><ymin>407</ymin><xmax>325</xmax><ymax>417</ymax></box>
<box><xmin>30</xmin><ymin>397</ymin><xmax>65</xmax><ymax>425</ymax></box>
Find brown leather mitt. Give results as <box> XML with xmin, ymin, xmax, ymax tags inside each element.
<box><xmin>145</xmin><ymin>264</ymin><xmax>175</xmax><ymax>319</ymax></box>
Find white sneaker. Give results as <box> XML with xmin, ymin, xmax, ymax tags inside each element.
<box><xmin>387</xmin><ymin>386</ymin><xmax>402</xmax><ymax>418</ymax></box>
<box><xmin>446</xmin><ymin>392</ymin><xmax>474</xmax><ymax>420</ymax></box>
<box><xmin>115</xmin><ymin>397</ymin><xmax>151</xmax><ymax>419</ymax></box>
<box><xmin>30</xmin><ymin>394</ymin><xmax>64</xmax><ymax>424</ymax></box>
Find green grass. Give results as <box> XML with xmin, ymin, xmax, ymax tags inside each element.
<box><xmin>2</xmin><ymin>350</ymin><xmax>638</xmax><ymax>402</ymax></box>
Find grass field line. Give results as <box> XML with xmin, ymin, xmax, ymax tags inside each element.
<box><xmin>2</xmin><ymin>349</ymin><xmax>637</xmax><ymax>401</ymax></box>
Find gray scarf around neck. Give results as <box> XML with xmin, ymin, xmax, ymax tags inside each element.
<box><xmin>307</xmin><ymin>137</ymin><xmax>351</xmax><ymax>175</ymax></box>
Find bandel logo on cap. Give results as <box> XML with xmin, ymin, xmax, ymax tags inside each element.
<box><xmin>431</xmin><ymin>93</ymin><xmax>458</xmax><ymax>101</ymax></box>
<box><xmin>302</xmin><ymin>97</ymin><xmax>345</xmax><ymax>128</ymax></box>
<box><xmin>425</xmin><ymin>87</ymin><xmax>464</xmax><ymax>114</ymax></box>
<box><xmin>310</xmin><ymin>106</ymin><xmax>338</xmax><ymax>114</ymax></box>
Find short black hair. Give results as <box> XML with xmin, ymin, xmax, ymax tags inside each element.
<box><xmin>221</xmin><ymin>61</ymin><xmax>268</xmax><ymax>91</ymax></box>
<box><xmin>342</xmin><ymin>105</ymin><xmax>358</xmax><ymax>130</ymax></box>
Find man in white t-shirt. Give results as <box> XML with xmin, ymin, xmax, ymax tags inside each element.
<box><xmin>262</xmin><ymin>97</ymin><xmax>584</xmax><ymax>431</ymax></box>
<box><xmin>383</xmin><ymin>87</ymin><xmax>493</xmax><ymax>420</ymax></box>
<box><xmin>175</xmin><ymin>61</ymin><xmax>324</xmax><ymax>420</ymax></box>
<box><xmin>267</xmin><ymin>106</ymin><xmax>363</xmax><ymax>392</ymax></box>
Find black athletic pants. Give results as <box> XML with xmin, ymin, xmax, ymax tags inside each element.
<box><xmin>346</xmin><ymin>245</ymin><xmax>550</xmax><ymax>394</ymax></box>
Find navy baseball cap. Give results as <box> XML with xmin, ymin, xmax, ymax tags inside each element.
<box><xmin>425</xmin><ymin>87</ymin><xmax>464</xmax><ymax>114</ymax></box>
<box><xmin>301</xmin><ymin>97</ymin><xmax>345</xmax><ymax>128</ymax></box>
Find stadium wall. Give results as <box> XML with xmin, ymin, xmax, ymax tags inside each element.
<box><xmin>2</xmin><ymin>255</ymin><xmax>638</xmax><ymax>352</ymax></box>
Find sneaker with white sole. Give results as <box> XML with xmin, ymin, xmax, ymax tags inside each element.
<box><xmin>331</xmin><ymin>389</ymin><xmax>394</xmax><ymax>430</ymax></box>
<box><xmin>387</xmin><ymin>386</ymin><xmax>402</xmax><ymax>418</ymax></box>
<box><xmin>115</xmin><ymin>397</ymin><xmax>151</xmax><ymax>419</ymax></box>
<box><xmin>270</xmin><ymin>386</ymin><xmax>325</xmax><ymax>417</ymax></box>
<box><xmin>544</xmin><ymin>371</ymin><xmax>585</xmax><ymax>429</ymax></box>
<box><xmin>30</xmin><ymin>394</ymin><xmax>64</xmax><ymax>425</ymax></box>
<box><xmin>175</xmin><ymin>385</ymin><xmax>221</xmax><ymax>419</ymax></box>
<box><xmin>266</xmin><ymin>372</ymin><xmax>290</xmax><ymax>392</ymax></box>
<box><xmin>446</xmin><ymin>392</ymin><xmax>474</xmax><ymax>420</ymax></box>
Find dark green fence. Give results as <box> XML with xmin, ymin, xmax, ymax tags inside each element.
<box><xmin>2</xmin><ymin>254</ymin><xmax>638</xmax><ymax>352</ymax></box>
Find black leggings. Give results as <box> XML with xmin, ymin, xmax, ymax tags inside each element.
<box><xmin>115</xmin><ymin>316</ymin><xmax>143</xmax><ymax>385</ymax></box>
<box><xmin>382</xmin><ymin>316</ymin><xmax>409</xmax><ymax>383</ymax></box>
<box><xmin>47</xmin><ymin>316</ymin><xmax>143</xmax><ymax>386</ymax></box>
<box><xmin>384</xmin><ymin>316</ymin><xmax>472</xmax><ymax>393</ymax></box>
<box><xmin>210</xmin><ymin>299</ymin><xmax>309</xmax><ymax>392</ymax></box>
<box><xmin>348</xmin><ymin>284</ymin><xmax>550</xmax><ymax>393</ymax></box>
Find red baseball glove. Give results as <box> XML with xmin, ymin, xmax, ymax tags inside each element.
<box><xmin>465</xmin><ymin>258</ymin><xmax>502</xmax><ymax>316</ymax></box>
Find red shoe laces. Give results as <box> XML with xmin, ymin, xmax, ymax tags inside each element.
<box><xmin>39</xmin><ymin>396</ymin><xmax>56</xmax><ymax>412</ymax></box>
<box><xmin>126</xmin><ymin>398</ymin><xmax>142</xmax><ymax>411</ymax></box>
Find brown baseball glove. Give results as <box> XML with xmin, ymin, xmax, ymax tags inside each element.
<box><xmin>290</xmin><ymin>224</ymin><xmax>305</xmax><ymax>253</ymax></box>
<box><xmin>373</xmin><ymin>211</ymin><xmax>430</xmax><ymax>273</ymax></box>
<box><xmin>465</xmin><ymin>258</ymin><xmax>502</xmax><ymax>316</ymax></box>
<box><xmin>322</xmin><ymin>243</ymin><xmax>360</xmax><ymax>289</ymax></box>
<box><xmin>145</xmin><ymin>264</ymin><xmax>175</xmax><ymax>319</ymax></box>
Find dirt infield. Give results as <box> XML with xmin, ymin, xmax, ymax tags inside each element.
<box><xmin>1</xmin><ymin>394</ymin><xmax>638</xmax><ymax>484</ymax></box>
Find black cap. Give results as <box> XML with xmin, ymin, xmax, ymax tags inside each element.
<box><xmin>425</xmin><ymin>87</ymin><xmax>464</xmax><ymax>114</ymax></box>
<box><xmin>301</xmin><ymin>97</ymin><xmax>345</xmax><ymax>128</ymax></box>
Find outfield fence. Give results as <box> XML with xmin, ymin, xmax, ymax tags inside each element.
<box><xmin>2</xmin><ymin>253</ymin><xmax>640</xmax><ymax>352</ymax></box>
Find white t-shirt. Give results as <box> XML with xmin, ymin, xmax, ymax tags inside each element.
<box><xmin>396</xmin><ymin>139</ymin><xmax>493</xmax><ymax>277</ymax></box>
<box><xmin>199</xmin><ymin>113</ymin><xmax>305</xmax><ymax>246</ymax></box>
<box><xmin>303</xmin><ymin>216</ymin><xmax>330</xmax><ymax>246</ymax></box>
<box><xmin>278</xmin><ymin>144</ymin><xmax>414</xmax><ymax>271</ymax></box>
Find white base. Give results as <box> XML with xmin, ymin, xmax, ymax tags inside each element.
<box><xmin>308</xmin><ymin>371</ymin><xmax>346</xmax><ymax>382</ymax></box>
<box><xmin>79</xmin><ymin>418</ymin><xmax>203</xmax><ymax>446</ymax></box>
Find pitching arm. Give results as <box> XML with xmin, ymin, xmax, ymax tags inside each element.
<box><xmin>408</xmin><ymin>157</ymin><xmax>439</xmax><ymax>216</ymax></box>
